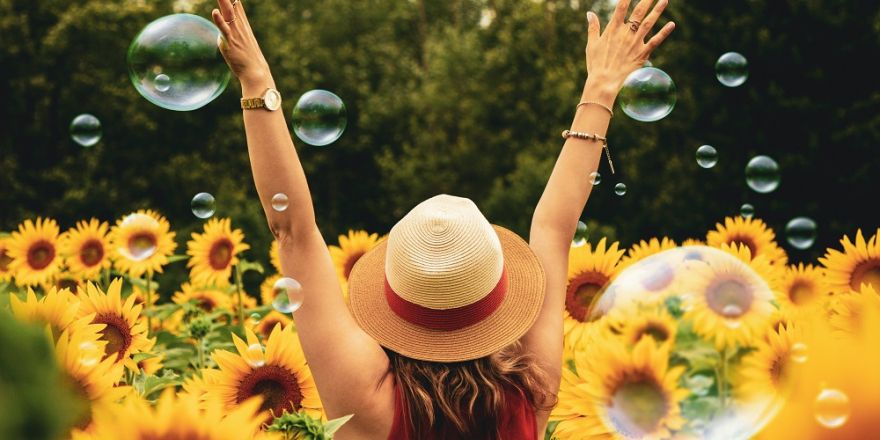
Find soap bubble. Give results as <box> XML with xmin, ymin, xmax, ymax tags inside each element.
<box><xmin>785</xmin><ymin>217</ymin><xmax>817</xmax><ymax>250</ymax></box>
<box><xmin>127</xmin><ymin>14</ymin><xmax>230</xmax><ymax>111</ymax></box>
<box><xmin>740</xmin><ymin>204</ymin><xmax>755</xmax><ymax>219</ymax></box>
<box><xmin>191</xmin><ymin>192</ymin><xmax>215</xmax><ymax>219</ymax></box>
<box><xmin>271</xmin><ymin>193</ymin><xmax>289</xmax><ymax>212</ymax></box>
<box><xmin>572</xmin><ymin>221</ymin><xmax>589</xmax><ymax>248</ymax></box>
<box><xmin>716</xmin><ymin>52</ymin><xmax>749</xmax><ymax>87</ymax></box>
<box><xmin>789</xmin><ymin>342</ymin><xmax>808</xmax><ymax>363</ymax></box>
<box><xmin>244</xmin><ymin>343</ymin><xmax>265</xmax><ymax>368</ymax></box>
<box><xmin>70</xmin><ymin>114</ymin><xmax>102</xmax><ymax>147</ymax></box>
<box><xmin>619</xmin><ymin>67</ymin><xmax>677</xmax><ymax>122</ymax></box>
<box><xmin>614</xmin><ymin>183</ymin><xmax>627</xmax><ymax>196</ymax></box>
<box><xmin>814</xmin><ymin>388</ymin><xmax>850</xmax><ymax>429</ymax></box>
<box><xmin>579</xmin><ymin>246</ymin><xmax>785</xmax><ymax>439</ymax></box>
<box><xmin>589</xmin><ymin>171</ymin><xmax>601</xmax><ymax>186</ymax></box>
<box><xmin>117</xmin><ymin>213</ymin><xmax>160</xmax><ymax>262</ymax></box>
<box><xmin>292</xmin><ymin>90</ymin><xmax>347</xmax><ymax>146</ymax></box>
<box><xmin>696</xmin><ymin>145</ymin><xmax>718</xmax><ymax>168</ymax></box>
<box><xmin>272</xmin><ymin>277</ymin><xmax>304</xmax><ymax>313</ymax></box>
<box><xmin>745</xmin><ymin>155</ymin><xmax>780</xmax><ymax>193</ymax></box>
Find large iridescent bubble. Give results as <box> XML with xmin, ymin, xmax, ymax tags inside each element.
<box><xmin>127</xmin><ymin>14</ymin><xmax>230</xmax><ymax>111</ymax></box>
<box><xmin>619</xmin><ymin>67</ymin><xmax>677</xmax><ymax>122</ymax></box>
<box><xmin>568</xmin><ymin>246</ymin><xmax>790</xmax><ymax>440</ymax></box>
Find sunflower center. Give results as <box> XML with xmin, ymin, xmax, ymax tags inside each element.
<box><xmin>258</xmin><ymin>318</ymin><xmax>283</xmax><ymax>338</ymax></box>
<box><xmin>635</xmin><ymin>322</ymin><xmax>670</xmax><ymax>344</ymax></box>
<box><xmin>850</xmin><ymin>259</ymin><xmax>880</xmax><ymax>292</ymax></box>
<box><xmin>57</xmin><ymin>278</ymin><xmax>80</xmax><ymax>292</ymax></box>
<box><xmin>209</xmin><ymin>239</ymin><xmax>234</xmax><ymax>270</ymax></box>
<box><xmin>236</xmin><ymin>364</ymin><xmax>304</xmax><ymax>416</ymax></box>
<box><xmin>706</xmin><ymin>279</ymin><xmax>753</xmax><ymax>318</ymax></box>
<box><xmin>343</xmin><ymin>251</ymin><xmax>366</xmax><ymax>279</ymax></box>
<box><xmin>608</xmin><ymin>377</ymin><xmax>669</xmax><ymax>438</ymax></box>
<box><xmin>768</xmin><ymin>352</ymin><xmax>790</xmax><ymax>388</ymax></box>
<box><xmin>79</xmin><ymin>239</ymin><xmax>105</xmax><ymax>267</ymax></box>
<box><xmin>127</xmin><ymin>232</ymin><xmax>158</xmax><ymax>260</ymax></box>
<box><xmin>639</xmin><ymin>261</ymin><xmax>675</xmax><ymax>291</ymax></box>
<box><xmin>0</xmin><ymin>249</ymin><xmax>12</xmax><ymax>272</ymax></box>
<box><xmin>26</xmin><ymin>240</ymin><xmax>55</xmax><ymax>270</ymax></box>
<box><xmin>197</xmin><ymin>296</ymin><xmax>217</xmax><ymax>312</ymax></box>
<box><xmin>93</xmin><ymin>313</ymin><xmax>132</xmax><ymax>360</ymax></box>
<box><xmin>728</xmin><ymin>235</ymin><xmax>757</xmax><ymax>257</ymax></box>
<box><xmin>565</xmin><ymin>271</ymin><xmax>610</xmax><ymax>322</ymax></box>
<box><xmin>788</xmin><ymin>280</ymin><xmax>818</xmax><ymax>306</ymax></box>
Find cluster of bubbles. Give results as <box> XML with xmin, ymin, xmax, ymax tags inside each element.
<box><xmin>70</xmin><ymin>114</ymin><xmax>103</xmax><ymax>147</ymax></box>
<box><xmin>272</xmin><ymin>277</ymin><xmax>304</xmax><ymax>314</ymax></box>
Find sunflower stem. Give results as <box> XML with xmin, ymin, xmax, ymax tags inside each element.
<box><xmin>234</xmin><ymin>263</ymin><xmax>245</xmax><ymax>332</ymax></box>
<box><xmin>719</xmin><ymin>346</ymin><xmax>730</xmax><ymax>408</ymax></box>
<box><xmin>102</xmin><ymin>267</ymin><xmax>110</xmax><ymax>290</ymax></box>
<box><xmin>196</xmin><ymin>338</ymin><xmax>205</xmax><ymax>370</ymax></box>
<box><xmin>146</xmin><ymin>271</ymin><xmax>153</xmax><ymax>336</ymax></box>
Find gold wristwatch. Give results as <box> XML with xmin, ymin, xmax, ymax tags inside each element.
<box><xmin>241</xmin><ymin>88</ymin><xmax>282</xmax><ymax>111</ymax></box>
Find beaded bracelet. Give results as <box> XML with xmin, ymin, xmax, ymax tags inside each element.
<box><xmin>561</xmin><ymin>129</ymin><xmax>616</xmax><ymax>174</ymax></box>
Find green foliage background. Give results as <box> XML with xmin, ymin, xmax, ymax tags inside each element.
<box><xmin>2</xmin><ymin>0</ymin><xmax>878</xmax><ymax>282</ymax></box>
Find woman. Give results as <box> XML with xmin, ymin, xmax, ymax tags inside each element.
<box><xmin>210</xmin><ymin>0</ymin><xmax>674</xmax><ymax>438</ymax></box>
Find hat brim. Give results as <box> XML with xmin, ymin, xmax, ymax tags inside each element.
<box><xmin>348</xmin><ymin>225</ymin><xmax>546</xmax><ymax>362</ymax></box>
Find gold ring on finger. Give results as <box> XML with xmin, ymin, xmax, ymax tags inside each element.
<box><xmin>627</xmin><ymin>20</ymin><xmax>641</xmax><ymax>32</ymax></box>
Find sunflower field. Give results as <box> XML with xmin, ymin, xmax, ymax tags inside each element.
<box><xmin>0</xmin><ymin>212</ymin><xmax>878</xmax><ymax>439</ymax></box>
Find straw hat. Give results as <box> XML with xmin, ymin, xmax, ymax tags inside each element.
<box><xmin>348</xmin><ymin>195</ymin><xmax>545</xmax><ymax>362</ymax></box>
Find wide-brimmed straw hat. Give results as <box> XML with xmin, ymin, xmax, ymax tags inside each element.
<box><xmin>348</xmin><ymin>195</ymin><xmax>545</xmax><ymax>362</ymax></box>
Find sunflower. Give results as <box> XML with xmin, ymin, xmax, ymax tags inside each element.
<box><xmin>329</xmin><ymin>230</ymin><xmax>381</xmax><ymax>295</ymax></box>
<box><xmin>827</xmin><ymin>284</ymin><xmax>880</xmax><ymax>335</ymax></box>
<box><xmin>736</xmin><ymin>323</ymin><xmax>803</xmax><ymax>402</ymax></box>
<box><xmin>563</xmin><ymin>238</ymin><xmax>625</xmax><ymax>350</ymax></box>
<box><xmin>707</xmin><ymin>216</ymin><xmax>788</xmax><ymax>266</ymax></box>
<box><xmin>270</xmin><ymin>240</ymin><xmax>281</xmax><ymax>273</ymax></box>
<box><xmin>6</xmin><ymin>217</ymin><xmax>62</xmax><ymax>286</ymax></box>
<box><xmin>10</xmin><ymin>286</ymin><xmax>104</xmax><ymax>342</ymax></box>
<box><xmin>77</xmin><ymin>279</ymin><xmax>152</xmax><ymax>369</ymax></box>
<box><xmin>0</xmin><ymin>236</ymin><xmax>13</xmax><ymax>281</ymax></box>
<box><xmin>551</xmin><ymin>339</ymin><xmax>689</xmax><ymax>440</ymax></box>
<box><xmin>609</xmin><ymin>305</ymin><xmax>678</xmax><ymax>348</ymax></box>
<box><xmin>45</xmin><ymin>273</ymin><xmax>85</xmax><ymax>294</ymax></box>
<box><xmin>72</xmin><ymin>389</ymin><xmax>273</xmax><ymax>440</ymax></box>
<box><xmin>618</xmin><ymin>237</ymin><xmax>678</xmax><ymax>270</ymax></box>
<box><xmin>261</xmin><ymin>273</ymin><xmax>283</xmax><ymax>306</ymax></box>
<box><xmin>179</xmin><ymin>369</ymin><xmax>218</xmax><ymax>402</ymax></box>
<box><xmin>252</xmin><ymin>310</ymin><xmax>293</xmax><ymax>339</ymax></box>
<box><xmin>55</xmin><ymin>328</ymin><xmax>128</xmax><ymax>429</ymax></box>
<box><xmin>137</xmin><ymin>352</ymin><xmax>165</xmax><ymax>375</ymax></box>
<box><xmin>208</xmin><ymin>324</ymin><xmax>322</xmax><ymax>419</ymax></box>
<box><xmin>173</xmin><ymin>282</ymin><xmax>234</xmax><ymax>313</ymax></box>
<box><xmin>819</xmin><ymin>228</ymin><xmax>880</xmax><ymax>294</ymax></box>
<box><xmin>715</xmin><ymin>242</ymin><xmax>783</xmax><ymax>293</ymax></box>
<box><xmin>187</xmin><ymin>218</ymin><xmax>249</xmax><ymax>287</ymax></box>
<box><xmin>109</xmin><ymin>210</ymin><xmax>177</xmax><ymax>278</ymax></box>
<box><xmin>60</xmin><ymin>219</ymin><xmax>111</xmax><ymax>281</ymax></box>
<box><xmin>681</xmin><ymin>238</ymin><xmax>704</xmax><ymax>247</ymax></box>
<box><xmin>680</xmin><ymin>252</ymin><xmax>776</xmax><ymax>350</ymax></box>
<box><xmin>776</xmin><ymin>263</ymin><xmax>827</xmax><ymax>318</ymax></box>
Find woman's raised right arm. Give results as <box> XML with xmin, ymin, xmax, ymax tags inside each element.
<box><xmin>211</xmin><ymin>0</ymin><xmax>391</xmax><ymax>430</ymax></box>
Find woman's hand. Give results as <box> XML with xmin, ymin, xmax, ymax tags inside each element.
<box><xmin>583</xmin><ymin>0</ymin><xmax>675</xmax><ymax>103</ymax></box>
<box><xmin>211</xmin><ymin>0</ymin><xmax>272</xmax><ymax>86</ymax></box>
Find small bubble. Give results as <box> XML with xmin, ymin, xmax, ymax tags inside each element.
<box><xmin>790</xmin><ymin>342</ymin><xmax>808</xmax><ymax>363</ymax></box>
<box><xmin>78</xmin><ymin>341</ymin><xmax>102</xmax><ymax>367</ymax></box>
<box><xmin>740</xmin><ymin>203</ymin><xmax>755</xmax><ymax>219</ymax></box>
<box><xmin>249</xmin><ymin>312</ymin><xmax>261</xmax><ymax>322</ymax></box>
<box><xmin>571</xmin><ymin>221</ymin><xmax>588</xmax><ymax>248</ymax></box>
<box><xmin>614</xmin><ymin>183</ymin><xmax>627</xmax><ymax>196</ymax></box>
<box><xmin>589</xmin><ymin>171</ymin><xmax>601</xmax><ymax>186</ymax></box>
<box><xmin>154</xmin><ymin>73</ymin><xmax>171</xmax><ymax>92</ymax></box>
<box><xmin>244</xmin><ymin>343</ymin><xmax>265</xmax><ymax>368</ymax></box>
<box><xmin>745</xmin><ymin>155</ymin><xmax>780</xmax><ymax>193</ymax></box>
<box><xmin>271</xmin><ymin>193</ymin><xmax>289</xmax><ymax>212</ymax></box>
<box><xmin>272</xmin><ymin>277</ymin><xmax>304</xmax><ymax>313</ymax></box>
<box><xmin>70</xmin><ymin>114</ymin><xmax>103</xmax><ymax>147</ymax></box>
<box><xmin>696</xmin><ymin>145</ymin><xmax>718</xmax><ymax>168</ymax></box>
<box><xmin>716</xmin><ymin>52</ymin><xmax>749</xmax><ymax>87</ymax></box>
<box><xmin>814</xmin><ymin>388</ymin><xmax>850</xmax><ymax>429</ymax></box>
<box><xmin>785</xmin><ymin>217</ymin><xmax>817</xmax><ymax>250</ymax></box>
<box><xmin>191</xmin><ymin>192</ymin><xmax>215</xmax><ymax>219</ymax></box>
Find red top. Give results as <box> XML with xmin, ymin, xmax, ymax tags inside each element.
<box><xmin>388</xmin><ymin>385</ymin><xmax>538</xmax><ymax>440</ymax></box>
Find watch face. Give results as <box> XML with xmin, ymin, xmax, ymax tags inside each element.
<box><xmin>264</xmin><ymin>89</ymin><xmax>282</xmax><ymax>111</ymax></box>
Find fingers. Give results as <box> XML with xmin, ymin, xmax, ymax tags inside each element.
<box><xmin>217</xmin><ymin>0</ymin><xmax>235</xmax><ymax>23</ymax></box>
<box><xmin>609</xmin><ymin>0</ymin><xmax>631</xmax><ymax>28</ymax></box>
<box><xmin>586</xmin><ymin>12</ymin><xmax>601</xmax><ymax>51</ymax></box>
<box><xmin>211</xmin><ymin>9</ymin><xmax>232</xmax><ymax>37</ymax></box>
<box><xmin>644</xmin><ymin>21</ymin><xmax>675</xmax><ymax>54</ymax></box>
<box><xmin>639</xmin><ymin>0</ymin><xmax>668</xmax><ymax>38</ymax></box>
<box><xmin>628</xmin><ymin>0</ymin><xmax>655</xmax><ymax>23</ymax></box>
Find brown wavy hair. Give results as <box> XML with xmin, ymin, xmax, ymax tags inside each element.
<box><xmin>384</xmin><ymin>342</ymin><xmax>554</xmax><ymax>439</ymax></box>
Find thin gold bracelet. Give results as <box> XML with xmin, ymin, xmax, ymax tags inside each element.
<box><xmin>576</xmin><ymin>101</ymin><xmax>614</xmax><ymax>118</ymax></box>
<box><xmin>561</xmin><ymin>129</ymin><xmax>616</xmax><ymax>174</ymax></box>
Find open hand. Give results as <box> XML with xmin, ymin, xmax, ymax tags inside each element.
<box><xmin>211</xmin><ymin>0</ymin><xmax>271</xmax><ymax>85</ymax></box>
<box><xmin>584</xmin><ymin>0</ymin><xmax>675</xmax><ymax>96</ymax></box>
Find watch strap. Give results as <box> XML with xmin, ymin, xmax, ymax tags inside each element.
<box><xmin>241</xmin><ymin>97</ymin><xmax>266</xmax><ymax>110</ymax></box>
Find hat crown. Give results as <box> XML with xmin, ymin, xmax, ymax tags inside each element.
<box><xmin>385</xmin><ymin>195</ymin><xmax>504</xmax><ymax>310</ymax></box>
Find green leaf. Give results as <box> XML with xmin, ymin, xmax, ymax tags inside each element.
<box><xmin>165</xmin><ymin>254</ymin><xmax>190</xmax><ymax>263</ymax></box>
<box><xmin>132</xmin><ymin>370</ymin><xmax>182</xmax><ymax>399</ymax></box>
<box><xmin>323</xmin><ymin>414</ymin><xmax>354</xmax><ymax>437</ymax></box>
<box><xmin>238</xmin><ymin>260</ymin><xmax>265</xmax><ymax>275</ymax></box>
<box><xmin>131</xmin><ymin>352</ymin><xmax>158</xmax><ymax>363</ymax></box>
<box><xmin>544</xmin><ymin>420</ymin><xmax>561</xmax><ymax>440</ymax></box>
